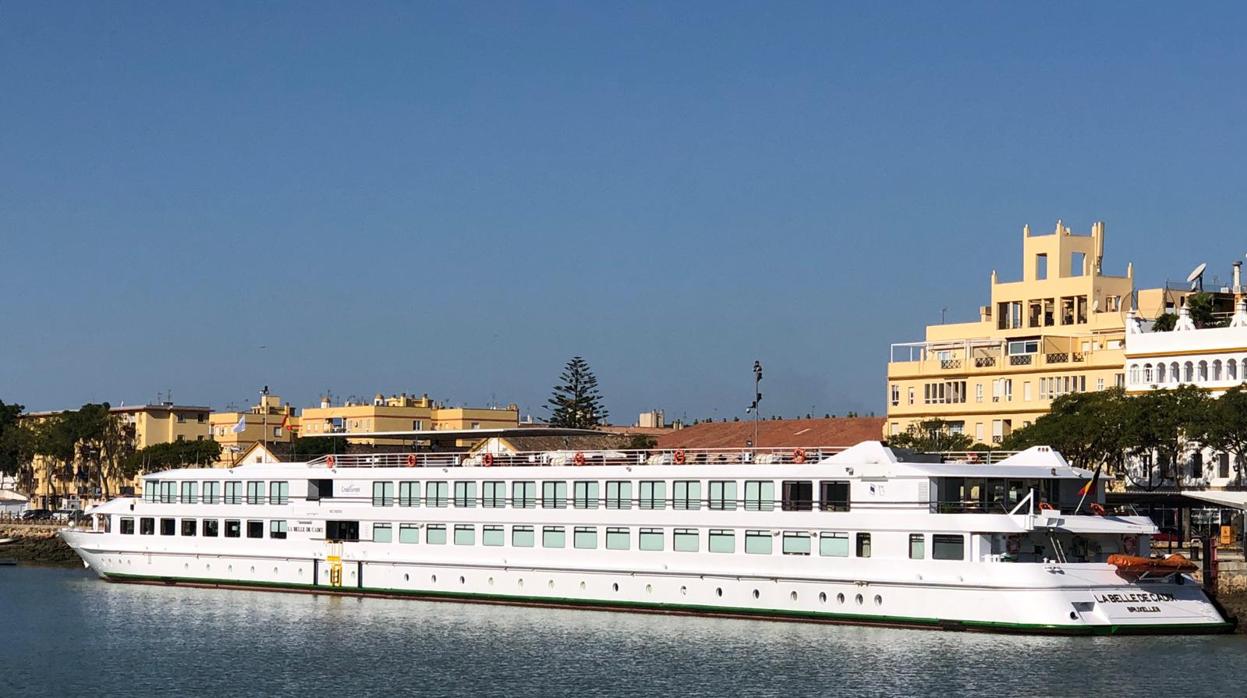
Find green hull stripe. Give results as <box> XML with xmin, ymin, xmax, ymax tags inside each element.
<box><xmin>102</xmin><ymin>572</ymin><xmax>1233</xmax><ymax>636</ymax></box>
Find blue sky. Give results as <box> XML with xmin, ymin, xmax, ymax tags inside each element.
<box><xmin>2</xmin><ymin>2</ymin><xmax>1246</xmax><ymax>421</ymax></box>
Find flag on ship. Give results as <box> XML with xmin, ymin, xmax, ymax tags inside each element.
<box><xmin>1077</xmin><ymin>464</ymin><xmax>1101</xmax><ymax>498</ymax></box>
<box><xmin>231</xmin><ymin>415</ymin><xmax>246</xmax><ymax>433</ymax></box>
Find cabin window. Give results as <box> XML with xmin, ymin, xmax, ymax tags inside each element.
<box><xmin>708</xmin><ymin>481</ymin><xmax>737</xmax><ymax>510</ymax></box>
<box><xmin>574</xmin><ymin>526</ymin><xmax>598</xmax><ymax>549</ymax></box>
<box><xmin>512</xmin><ymin>525</ymin><xmax>535</xmax><ymax>547</ymax></box>
<box><xmin>543</xmin><ymin>526</ymin><xmax>566</xmax><ymax>548</ymax></box>
<box><xmin>120</xmin><ymin>517</ymin><xmax>135</xmax><ymax>535</ymax></box>
<box><xmin>708</xmin><ymin>529</ymin><xmax>735</xmax><ymax>553</ymax></box>
<box><xmin>181</xmin><ymin>519</ymin><xmax>197</xmax><ymax>537</ymax></box>
<box><xmin>745</xmin><ymin>530</ymin><xmax>772</xmax><ymax>555</ymax></box>
<box><xmin>203</xmin><ymin>482</ymin><xmax>220</xmax><ymax>504</ymax></box>
<box><xmin>203</xmin><ymin>519</ymin><xmax>219</xmax><ymax>537</ymax></box>
<box><xmin>399</xmin><ymin>524</ymin><xmax>419</xmax><ymax>544</ymax></box>
<box><xmin>673</xmin><ymin>528</ymin><xmax>699</xmax><ymax>552</ymax></box>
<box><xmin>325</xmin><ymin>520</ymin><xmax>358</xmax><ymax>541</ymax></box>
<box><xmin>782</xmin><ymin>481</ymin><xmax>814</xmax><ymax>511</ymax></box>
<box><xmin>932</xmin><ymin>534</ymin><xmax>965</xmax><ymax>560</ymax></box>
<box><xmin>454</xmin><ymin>482</ymin><xmax>477</xmax><ymax>508</ymax></box>
<box><xmin>483</xmin><ymin>525</ymin><xmax>504</xmax><ymax>546</ymax></box>
<box><xmin>782</xmin><ymin>532</ymin><xmax>811</xmax><ymax>555</ymax></box>
<box><xmin>225</xmin><ymin>520</ymin><xmax>241</xmax><ymax>538</ymax></box>
<box><xmin>139</xmin><ymin>517</ymin><xmax>155</xmax><ymax>535</ymax></box>
<box><xmin>427</xmin><ymin>481</ymin><xmax>449</xmax><ymax>508</ymax></box>
<box><xmin>605</xmin><ymin>481</ymin><xmax>632</xmax><ymax>509</ymax></box>
<box><xmin>160</xmin><ymin>518</ymin><xmax>175</xmax><ymax>536</ymax></box>
<box><xmin>673</xmin><ymin>481</ymin><xmax>701</xmax><ymax>510</ymax></box>
<box><xmin>482</xmin><ymin>481</ymin><xmax>506</xmax><ymax>508</ymax></box>
<box><xmin>160</xmin><ymin>481</ymin><xmax>176</xmax><ymax>504</ymax></box>
<box><xmin>144</xmin><ymin>482</ymin><xmax>158</xmax><ymax>503</ymax></box>
<box><xmin>270</xmin><ymin>520</ymin><xmax>288</xmax><ymax>540</ymax></box>
<box><xmin>639</xmin><ymin>481</ymin><xmax>666</xmax><ymax>510</ymax></box>
<box><xmin>270</xmin><ymin>481</ymin><xmax>288</xmax><ymax>505</ymax></box>
<box><xmin>398</xmin><ymin>482</ymin><xmax>419</xmax><ymax>507</ymax></box>
<box><xmin>820</xmin><ymin>532</ymin><xmax>849</xmax><ymax>557</ymax></box>
<box><xmin>855</xmin><ymin>533</ymin><xmax>871</xmax><ymax>558</ymax></box>
<box><xmin>573</xmin><ymin>481</ymin><xmax>599</xmax><ymax>509</ymax></box>
<box><xmin>246</xmin><ymin>520</ymin><xmax>263</xmax><ymax>538</ymax></box>
<box><xmin>224</xmin><ymin>482</ymin><xmax>242</xmax><ymax>505</ymax></box>
<box><xmin>606</xmin><ymin>527</ymin><xmax>630</xmax><ymax>550</ymax></box>
<box><xmin>425</xmin><ymin>524</ymin><xmax>446</xmax><ymax>545</ymax></box>
<box><xmin>454</xmin><ymin>524</ymin><xmax>475</xmax><ymax>546</ymax></box>
<box><xmin>373</xmin><ymin>482</ymin><xmax>395</xmax><ymax>507</ymax></box>
<box><xmin>542</xmin><ymin>481</ymin><xmax>568</xmax><ymax>509</ymax></box>
<box><xmin>306</xmin><ymin>479</ymin><xmax>332</xmax><ymax>501</ymax></box>
<box><xmin>373</xmin><ymin>523</ymin><xmax>393</xmax><ymax>543</ymax></box>
<box><xmin>639</xmin><ymin>528</ymin><xmax>664</xmax><ymax>551</ymax></box>
<box><xmin>181</xmin><ymin>481</ymin><xmax>198</xmax><ymax>504</ymax></box>
<box><xmin>246</xmin><ymin>481</ymin><xmax>264</xmax><ymax>505</ymax></box>
<box><xmin>909</xmin><ymin>534</ymin><xmax>925</xmax><ymax>559</ymax></box>
<box><xmin>513</xmin><ymin>481</ymin><xmax>536</xmax><ymax>509</ymax></box>
<box><xmin>744</xmin><ymin>481</ymin><xmax>775</xmax><ymax>511</ymax></box>
<box><xmin>819</xmin><ymin>481</ymin><xmax>850</xmax><ymax>511</ymax></box>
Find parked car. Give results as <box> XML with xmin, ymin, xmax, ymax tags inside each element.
<box><xmin>20</xmin><ymin>509</ymin><xmax>53</xmax><ymax>522</ymax></box>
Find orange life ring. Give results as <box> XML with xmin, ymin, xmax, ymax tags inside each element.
<box><xmin>573</xmin><ymin>451</ymin><xmax>586</xmax><ymax>466</ymax></box>
<box><xmin>482</xmin><ymin>453</ymin><xmax>495</xmax><ymax>467</ymax></box>
<box><xmin>1123</xmin><ymin>535</ymin><xmax>1138</xmax><ymax>556</ymax></box>
<box><xmin>1038</xmin><ymin>501</ymin><xmax>1056</xmax><ymax>512</ymax></box>
<box><xmin>673</xmin><ymin>450</ymin><xmax>686</xmax><ymax>465</ymax></box>
<box><xmin>792</xmin><ymin>448</ymin><xmax>807</xmax><ymax>464</ymax></box>
<box><xmin>1089</xmin><ymin>502</ymin><xmax>1106</xmax><ymax>516</ymax></box>
<box><xmin>325</xmin><ymin>455</ymin><xmax>336</xmax><ymax>467</ymax></box>
<box><xmin>405</xmin><ymin>454</ymin><xmax>417</xmax><ymax>467</ymax></box>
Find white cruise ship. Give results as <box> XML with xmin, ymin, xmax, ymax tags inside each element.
<box><xmin>61</xmin><ymin>441</ymin><xmax>1233</xmax><ymax>635</ymax></box>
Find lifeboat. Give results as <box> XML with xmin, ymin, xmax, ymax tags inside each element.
<box><xmin>1107</xmin><ymin>553</ymin><xmax>1198</xmax><ymax>577</ymax></box>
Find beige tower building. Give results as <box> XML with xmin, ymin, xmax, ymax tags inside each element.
<box><xmin>887</xmin><ymin>221</ymin><xmax>1133</xmax><ymax>445</ymax></box>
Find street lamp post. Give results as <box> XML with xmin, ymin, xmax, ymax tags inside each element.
<box><xmin>747</xmin><ymin>361</ymin><xmax>763</xmax><ymax>451</ymax></box>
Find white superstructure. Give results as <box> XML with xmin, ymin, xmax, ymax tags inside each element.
<box><xmin>61</xmin><ymin>442</ymin><xmax>1232</xmax><ymax>634</ymax></box>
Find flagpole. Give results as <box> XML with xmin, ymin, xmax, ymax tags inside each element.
<box><xmin>1074</xmin><ymin>464</ymin><xmax>1102</xmax><ymax>514</ymax></box>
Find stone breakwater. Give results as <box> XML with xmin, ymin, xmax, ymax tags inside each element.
<box><xmin>0</xmin><ymin>524</ymin><xmax>80</xmax><ymax>566</ymax></box>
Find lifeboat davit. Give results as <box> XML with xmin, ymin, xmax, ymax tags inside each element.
<box><xmin>1107</xmin><ymin>553</ymin><xmax>1198</xmax><ymax>576</ymax></box>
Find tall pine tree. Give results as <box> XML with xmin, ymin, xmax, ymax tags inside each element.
<box><xmin>546</xmin><ymin>356</ymin><xmax>608</xmax><ymax>428</ymax></box>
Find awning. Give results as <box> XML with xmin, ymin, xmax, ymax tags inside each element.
<box><xmin>1181</xmin><ymin>490</ymin><xmax>1247</xmax><ymax>510</ymax></box>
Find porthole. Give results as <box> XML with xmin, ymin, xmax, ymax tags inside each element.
<box><xmin>298</xmin><ymin>568</ymin><xmax>302</xmax><ymax>575</ymax></box>
<box><xmin>612</xmin><ymin>582</ymin><xmax>620</xmax><ymax>592</ymax></box>
<box><xmin>404</xmin><ymin>573</ymin><xmax>410</xmax><ymax>582</ymax></box>
<box><xmin>460</xmin><ymin>576</ymin><xmax>466</xmax><ymax>585</ymax></box>
<box><xmin>645</xmin><ymin>584</ymin><xmax>653</xmax><ymax>594</ymax></box>
<box><xmin>855</xmin><ymin>594</ymin><xmax>864</xmax><ymax>605</ymax></box>
<box><xmin>184</xmin><ymin>563</ymin><xmax>189</xmax><ymax>569</ymax></box>
<box><xmin>579</xmin><ymin>581</ymin><xmax>586</xmax><ymax>590</ymax></box>
<box><xmin>1069</xmin><ymin>611</ymin><xmax>1078</xmax><ymax>620</ymax></box>
<box><xmin>228</xmin><ymin>565</ymin><xmax>233</xmax><ymax>572</ymax></box>
<box><xmin>752</xmin><ymin>589</ymin><xmax>760</xmax><ymax>600</ymax></box>
<box><xmin>431</xmin><ymin>574</ymin><xmax>437</xmax><ymax>583</ymax></box>
<box><xmin>874</xmin><ymin>595</ymin><xmax>882</xmax><ymax>606</ymax></box>
<box><xmin>488</xmin><ymin>577</ymin><xmax>494</xmax><ymax>586</ymax></box>
<box><xmin>249</xmin><ymin>566</ymin><xmax>255</xmax><ymax>574</ymax></box>
<box><xmin>716</xmin><ymin>587</ymin><xmax>723</xmax><ymax>597</ymax></box>
<box><xmin>790</xmin><ymin>591</ymin><xmax>798</xmax><ymax>602</ymax></box>
<box><xmin>548</xmin><ymin>579</ymin><xmax>555</xmax><ymax>589</ymax></box>
<box><xmin>836</xmin><ymin>593</ymin><xmax>845</xmax><ymax>604</ymax></box>
<box><xmin>518</xmin><ymin>578</ymin><xmax>524</xmax><ymax>587</ymax></box>
<box><xmin>273</xmin><ymin>567</ymin><xmax>278</xmax><ymax>574</ymax></box>
<box><xmin>680</xmin><ymin>586</ymin><xmax>688</xmax><ymax>596</ymax></box>
<box><xmin>819</xmin><ymin>592</ymin><xmax>827</xmax><ymax>604</ymax></box>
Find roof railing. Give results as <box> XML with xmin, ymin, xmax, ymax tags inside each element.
<box><xmin>305</xmin><ymin>446</ymin><xmax>850</xmax><ymax>469</ymax></box>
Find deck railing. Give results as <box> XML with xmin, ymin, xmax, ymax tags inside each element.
<box><xmin>306</xmin><ymin>446</ymin><xmax>850</xmax><ymax>469</ymax></box>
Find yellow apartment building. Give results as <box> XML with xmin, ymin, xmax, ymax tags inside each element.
<box><xmin>299</xmin><ymin>392</ymin><xmax>519</xmax><ymax>446</ymax></box>
<box><xmin>209</xmin><ymin>392</ymin><xmax>298</xmax><ymax>464</ymax></box>
<box><xmin>886</xmin><ymin>221</ymin><xmax>1135</xmax><ymax>445</ymax></box>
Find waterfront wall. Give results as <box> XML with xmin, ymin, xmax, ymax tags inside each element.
<box><xmin>0</xmin><ymin>524</ymin><xmax>79</xmax><ymax>566</ymax></box>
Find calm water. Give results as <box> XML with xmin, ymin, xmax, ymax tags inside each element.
<box><xmin>3</xmin><ymin>566</ymin><xmax>1245</xmax><ymax>697</ymax></box>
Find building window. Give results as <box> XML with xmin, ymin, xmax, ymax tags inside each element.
<box><xmin>744</xmin><ymin>480</ymin><xmax>775</xmax><ymax>511</ymax></box>
<box><xmin>639</xmin><ymin>481</ymin><xmax>666</xmax><ymax>509</ymax></box>
<box><xmin>270</xmin><ymin>481</ymin><xmax>288</xmax><ymax>505</ymax></box>
<box><xmin>399</xmin><ymin>524</ymin><xmax>420</xmax><ymax>544</ymax></box>
<box><xmin>454</xmin><ymin>524</ymin><xmax>475</xmax><ymax>545</ymax></box>
<box><xmin>672</xmin><ymin>481</ymin><xmax>701</xmax><ymax>510</ymax></box>
<box><xmin>1023</xmin><ymin>381</ymin><xmax>1032</xmax><ymax>401</ymax></box>
<box><xmin>574</xmin><ymin>526</ymin><xmax>598</xmax><ymax>549</ymax></box>
<box><xmin>203</xmin><ymin>519</ymin><xmax>219</xmax><ymax>537</ymax></box>
<box><xmin>820</xmin><ymin>532</ymin><xmax>849</xmax><ymax>557</ymax></box>
<box><xmin>511</xmin><ymin>525</ymin><xmax>535</xmax><ymax>547</ymax></box>
<box><xmin>482</xmin><ymin>481</ymin><xmax>506</xmax><ymax>508</ymax></box>
<box><xmin>426</xmin><ymin>524</ymin><xmax>447</xmax><ymax>545</ymax></box>
<box><xmin>542</xmin><ymin>481</ymin><xmax>568</xmax><ymax>508</ymax></box>
<box><xmin>203</xmin><ymin>482</ymin><xmax>220</xmax><ymax>504</ymax></box>
<box><xmin>975</xmin><ymin>383</ymin><xmax>983</xmax><ymax>403</ymax></box>
<box><xmin>482</xmin><ymin>525</ymin><xmax>504</xmax><ymax>546</ymax></box>
<box><xmin>707</xmin><ymin>529</ymin><xmax>735</xmax><ymax>553</ymax></box>
<box><xmin>573</xmin><ymin>481</ymin><xmax>599</xmax><ymax>509</ymax></box>
<box><xmin>909</xmin><ymin>533</ymin><xmax>925</xmax><ymax>559</ymax></box>
<box><xmin>427</xmin><ymin>481</ymin><xmax>449</xmax><ymax>508</ymax></box>
<box><xmin>745</xmin><ymin>530</ymin><xmax>772</xmax><ymax>555</ymax></box>
<box><xmin>181</xmin><ymin>481</ymin><xmax>198</xmax><ymax>504</ymax></box>
<box><xmin>120</xmin><ymin>517</ymin><xmax>135</xmax><ymax>535</ymax></box>
<box><xmin>246</xmin><ymin>520</ymin><xmax>263</xmax><ymax>538</ymax></box>
<box><xmin>606</xmin><ymin>527</ymin><xmax>630</xmax><ymax>550</ymax></box>
<box><xmin>372</xmin><ymin>523</ymin><xmax>392</xmax><ymax>543</ymax></box>
<box><xmin>1184</xmin><ymin>362</ymin><xmax>1194</xmax><ymax>382</ymax></box>
<box><xmin>225</xmin><ymin>520</ymin><xmax>241</xmax><ymax>538</ymax></box>
<box><xmin>856</xmin><ymin>533</ymin><xmax>871</xmax><ymax>558</ymax></box>
<box><xmin>1198</xmin><ymin>361</ymin><xmax>1209</xmax><ymax>382</ymax></box>
<box><xmin>673</xmin><ymin>528</ymin><xmax>699</xmax><ymax>552</ymax></box>
<box><xmin>974</xmin><ymin>422</ymin><xmax>984</xmax><ymax>442</ymax></box>
<box><xmin>605</xmin><ymin>481</ymin><xmax>632</xmax><ymax>509</ymax></box>
<box><xmin>1230</xmin><ymin>359</ymin><xmax>1239</xmax><ymax>381</ymax></box>
<box><xmin>639</xmin><ymin>527</ymin><xmax>664</xmax><ymax>551</ymax></box>
<box><xmin>224</xmin><ymin>482</ymin><xmax>242</xmax><ymax>505</ymax></box>
<box><xmin>542</xmin><ymin>526</ymin><xmax>566</xmax><ymax>548</ymax></box>
<box><xmin>372</xmin><ymin>481</ymin><xmax>395</xmax><ymax>507</ymax></box>
<box><xmin>1213</xmin><ymin>360</ymin><xmax>1223</xmax><ymax>381</ymax></box>
<box><xmin>1096</xmin><ymin>378</ymin><xmax>1105</xmax><ymax>391</ymax></box>
<box><xmin>160</xmin><ymin>518</ymin><xmax>176</xmax><ymax>536</ymax></box>
<box><xmin>932</xmin><ymin>534</ymin><xmax>965</xmax><ymax>560</ymax></box>
<box><xmin>708</xmin><ymin>481</ymin><xmax>737</xmax><ymax>510</ymax></box>
<box><xmin>454</xmin><ymin>481</ymin><xmax>476</xmax><ymax>508</ymax></box>
<box><xmin>512</xmin><ymin>481</ymin><xmax>536</xmax><ymax>509</ymax></box>
<box><xmin>890</xmin><ymin>385</ymin><xmax>900</xmax><ymax>407</ymax></box>
<box><xmin>908</xmin><ymin>387</ymin><xmax>915</xmax><ymax>405</ymax></box>
<box><xmin>782</xmin><ymin>531</ymin><xmax>811</xmax><ymax>555</ymax></box>
<box><xmin>782</xmin><ymin>481</ymin><xmax>813</xmax><ymax>511</ymax></box>
<box><xmin>399</xmin><ymin>481</ymin><xmax>420</xmax><ymax>507</ymax></box>
<box><xmin>270</xmin><ymin>520</ymin><xmax>288</xmax><ymax>539</ymax></box>
<box><xmin>181</xmin><ymin>519</ymin><xmax>197</xmax><ymax>536</ymax></box>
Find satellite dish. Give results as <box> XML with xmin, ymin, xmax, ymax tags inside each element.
<box><xmin>1187</xmin><ymin>262</ymin><xmax>1207</xmax><ymax>291</ymax></box>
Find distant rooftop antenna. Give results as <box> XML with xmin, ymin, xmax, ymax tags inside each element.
<box><xmin>1187</xmin><ymin>262</ymin><xmax>1207</xmax><ymax>292</ymax></box>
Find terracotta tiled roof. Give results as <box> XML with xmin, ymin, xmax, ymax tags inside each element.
<box><xmin>653</xmin><ymin>417</ymin><xmax>885</xmax><ymax>450</ymax></box>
